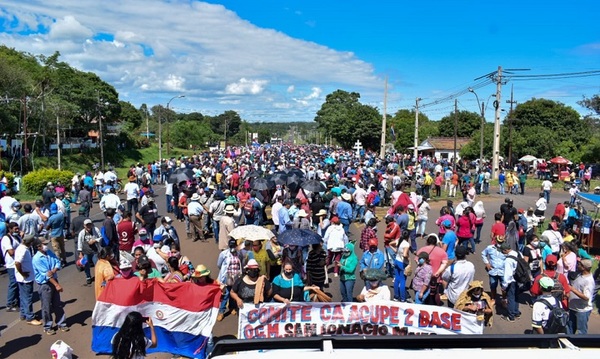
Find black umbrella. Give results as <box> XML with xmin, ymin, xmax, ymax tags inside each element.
<box><xmin>167</xmin><ymin>168</ymin><xmax>195</xmax><ymax>184</ymax></box>
<box><xmin>251</xmin><ymin>177</ymin><xmax>274</xmax><ymax>190</ymax></box>
<box><xmin>286</xmin><ymin>168</ymin><xmax>305</xmax><ymax>178</ymax></box>
<box><xmin>301</xmin><ymin>179</ymin><xmax>326</xmax><ymax>193</ymax></box>
<box><xmin>269</xmin><ymin>171</ymin><xmax>288</xmax><ymax>186</ymax></box>
<box><xmin>278</xmin><ymin>229</ymin><xmax>322</xmax><ymax>247</ymax></box>
<box><xmin>246</xmin><ymin>170</ymin><xmax>262</xmax><ymax>178</ymax></box>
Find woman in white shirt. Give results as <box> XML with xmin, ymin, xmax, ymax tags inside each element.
<box><xmin>357</xmin><ymin>268</ymin><xmax>390</xmax><ymax>302</ymax></box>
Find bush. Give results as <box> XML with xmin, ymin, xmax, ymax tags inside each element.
<box><xmin>22</xmin><ymin>168</ymin><xmax>74</xmax><ymax>195</ymax></box>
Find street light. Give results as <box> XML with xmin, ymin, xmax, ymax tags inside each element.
<box><xmin>468</xmin><ymin>88</ymin><xmax>485</xmax><ymax>171</ymax></box>
<box><xmin>159</xmin><ymin>95</ymin><xmax>185</xmax><ymax>162</ymax></box>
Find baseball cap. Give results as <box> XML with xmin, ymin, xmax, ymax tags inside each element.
<box><xmin>580</xmin><ymin>259</ymin><xmax>593</xmax><ymax>270</ymax></box>
<box><xmin>539</xmin><ymin>276</ymin><xmax>554</xmax><ymax>290</ymax></box>
<box><xmin>499</xmin><ymin>242</ymin><xmax>511</xmax><ymax>251</ymax></box>
<box><xmin>79</xmin><ymin>206</ymin><xmax>87</xmax><ymax>214</ymax></box>
<box><xmin>442</xmin><ymin>219</ymin><xmax>452</xmax><ymax>228</ymax></box>
<box><xmin>84</xmin><ymin>219</ymin><xmax>93</xmax><ymax>225</ymax></box>
<box><xmin>163</xmin><ymin>216</ymin><xmax>173</xmax><ymax>223</ymax></box>
<box><xmin>545</xmin><ymin>254</ymin><xmax>557</xmax><ymax>265</ymax></box>
<box><xmin>138</xmin><ymin>228</ymin><xmax>148</xmax><ymax>236</ymax></box>
<box><xmin>245</xmin><ymin>259</ymin><xmax>259</xmax><ymax>269</ymax></box>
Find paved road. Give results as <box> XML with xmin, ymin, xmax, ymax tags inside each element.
<box><xmin>0</xmin><ymin>186</ymin><xmax>598</xmax><ymax>358</ymax></box>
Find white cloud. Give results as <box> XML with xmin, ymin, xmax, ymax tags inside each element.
<box><xmin>224</xmin><ymin>78</ymin><xmax>268</xmax><ymax>95</ymax></box>
<box><xmin>306</xmin><ymin>87</ymin><xmax>322</xmax><ymax>99</ymax></box>
<box><xmin>49</xmin><ymin>15</ymin><xmax>92</xmax><ymax>40</ymax></box>
<box><xmin>0</xmin><ymin>1</ymin><xmax>380</xmax><ymax>121</ymax></box>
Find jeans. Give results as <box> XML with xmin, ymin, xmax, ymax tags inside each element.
<box><xmin>340</xmin><ymin>219</ymin><xmax>350</xmax><ymax>234</ymax></box>
<box><xmin>39</xmin><ymin>282</ymin><xmax>66</xmax><ymax>330</ymax></box>
<box><xmin>83</xmin><ymin>253</ymin><xmax>99</xmax><ymax>280</ymax></box>
<box><xmin>416</xmin><ymin>219</ymin><xmax>427</xmax><ymax>237</ymax></box>
<box><xmin>483</xmin><ymin>182</ymin><xmax>489</xmax><ymax>194</ymax></box>
<box><xmin>409</xmin><ymin>229</ymin><xmax>417</xmax><ymax>253</ymax></box>
<box><xmin>543</xmin><ymin>190</ymin><xmax>551</xmax><ymax>204</ymax></box>
<box><xmin>166</xmin><ymin>195</ymin><xmax>173</xmax><ymax>213</ymax></box>
<box><xmin>499</xmin><ymin>183</ymin><xmax>505</xmax><ymax>194</ymax></box>
<box><xmin>219</xmin><ymin>286</ymin><xmax>233</xmax><ymax>315</ymax></box>
<box><xmin>415</xmin><ymin>288</ymin><xmax>430</xmax><ymax>304</ymax></box>
<box><xmin>568</xmin><ymin>310</ymin><xmax>591</xmax><ymax>334</ymax></box>
<box><xmin>474</xmin><ymin>224</ymin><xmax>483</xmax><ymax>243</ymax></box>
<box><xmin>505</xmin><ymin>282</ymin><xmax>520</xmax><ymax>319</ymax></box>
<box><xmin>340</xmin><ymin>279</ymin><xmax>355</xmax><ymax>302</ymax></box>
<box><xmin>6</xmin><ymin>268</ymin><xmax>19</xmax><ymax>308</ymax></box>
<box><xmin>458</xmin><ymin>236</ymin><xmax>476</xmax><ymax>253</ymax></box>
<box><xmin>212</xmin><ymin>219</ymin><xmax>220</xmax><ymax>244</ymax></box>
<box><xmin>18</xmin><ymin>281</ymin><xmax>35</xmax><ymax>321</ymax></box>
<box><xmin>127</xmin><ymin>198</ymin><xmax>139</xmax><ymax>215</ymax></box>
<box><xmin>393</xmin><ymin>259</ymin><xmax>407</xmax><ymax>301</ymax></box>
<box><xmin>353</xmin><ymin>205</ymin><xmax>365</xmax><ymax>222</ymax></box>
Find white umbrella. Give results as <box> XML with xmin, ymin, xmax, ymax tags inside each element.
<box><xmin>519</xmin><ymin>155</ymin><xmax>537</xmax><ymax>162</ymax></box>
<box><xmin>229</xmin><ymin>225</ymin><xmax>275</xmax><ymax>241</ymax></box>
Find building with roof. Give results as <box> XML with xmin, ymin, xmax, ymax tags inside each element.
<box><xmin>410</xmin><ymin>137</ymin><xmax>472</xmax><ymax>161</ymax></box>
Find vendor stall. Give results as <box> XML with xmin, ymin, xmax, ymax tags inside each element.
<box><xmin>576</xmin><ymin>193</ymin><xmax>600</xmax><ymax>251</ymax></box>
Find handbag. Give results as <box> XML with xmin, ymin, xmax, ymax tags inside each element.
<box><xmin>403</xmin><ymin>264</ymin><xmax>412</xmax><ymax>277</ymax></box>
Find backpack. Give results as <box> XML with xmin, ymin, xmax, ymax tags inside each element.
<box><xmin>507</xmin><ymin>253</ymin><xmax>532</xmax><ymax>285</ymax></box>
<box><xmin>100</xmin><ymin>226</ymin><xmax>111</xmax><ymax>247</ymax></box>
<box><xmin>542</xmin><ymin>272</ymin><xmax>565</xmax><ymax>304</ymax></box>
<box><xmin>244</xmin><ymin>198</ymin><xmax>256</xmax><ymax>217</ymax></box>
<box><xmin>537</xmin><ymin>298</ymin><xmax>568</xmax><ymax>334</ymax></box>
<box><xmin>372</xmin><ymin>193</ymin><xmax>381</xmax><ymax>206</ymax></box>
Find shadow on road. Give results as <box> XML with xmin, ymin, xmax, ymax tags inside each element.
<box><xmin>1</xmin><ymin>334</ymin><xmax>42</xmax><ymax>357</ymax></box>
<box><xmin>69</xmin><ymin>309</ymin><xmax>93</xmax><ymax>327</ymax></box>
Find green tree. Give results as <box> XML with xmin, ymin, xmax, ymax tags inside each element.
<box><xmin>119</xmin><ymin>101</ymin><xmax>143</xmax><ymax>132</ymax></box>
<box><xmin>459</xmin><ymin>123</ymin><xmax>494</xmax><ymax>160</ymax></box>
<box><xmin>170</xmin><ymin>121</ymin><xmax>217</xmax><ymax>148</ymax></box>
<box><xmin>314</xmin><ymin>90</ymin><xmax>381</xmax><ymax>149</ymax></box>
<box><xmin>438</xmin><ymin>110</ymin><xmax>481</xmax><ymax>137</ymax></box>
<box><xmin>389</xmin><ymin>109</ymin><xmax>438</xmax><ymax>150</ymax></box>
<box><xmin>508</xmin><ymin>98</ymin><xmax>588</xmax><ymax>161</ymax></box>
<box><xmin>210</xmin><ymin>110</ymin><xmax>242</xmax><ymax>139</ymax></box>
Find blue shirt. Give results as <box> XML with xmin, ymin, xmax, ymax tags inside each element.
<box><xmin>336</xmin><ymin>201</ymin><xmax>353</xmax><ymax>221</ymax></box>
<box><xmin>278</xmin><ymin>207</ymin><xmax>292</xmax><ymax>234</ymax></box>
<box><xmin>46</xmin><ymin>212</ymin><xmax>65</xmax><ymax>238</ymax></box>
<box><xmin>442</xmin><ymin>230</ymin><xmax>458</xmax><ymax>260</ymax></box>
<box><xmin>32</xmin><ymin>249</ymin><xmax>61</xmax><ymax>284</ymax></box>
<box><xmin>499</xmin><ymin>173</ymin><xmax>506</xmax><ymax>184</ymax></box>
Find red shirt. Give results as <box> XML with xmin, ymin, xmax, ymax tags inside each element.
<box><xmin>554</xmin><ymin>203</ymin><xmax>565</xmax><ymax>219</ymax></box>
<box><xmin>417</xmin><ymin>245</ymin><xmax>448</xmax><ymax>275</ymax></box>
<box><xmin>231</xmin><ymin>172</ymin><xmax>240</xmax><ymax>189</ymax></box>
<box><xmin>530</xmin><ymin>270</ymin><xmax>570</xmax><ymax>308</ymax></box>
<box><xmin>237</xmin><ymin>192</ymin><xmax>250</xmax><ymax>207</ymax></box>
<box><xmin>178</xmin><ymin>194</ymin><xmax>188</xmax><ymax>216</ymax></box>
<box><xmin>490</xmin><ymin>222</ymin><xmax>506</xmax><ymax>245</ymax></box>
<box><xmin>117</xmin><ymin>219</ymin><xmax>137</xmax><ymax>252</ymax></box>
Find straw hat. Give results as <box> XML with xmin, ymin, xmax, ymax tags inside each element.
<box><xmin>191</xmin><ymin>264</ymin><xmax>211</xmax><ymax>278</ymax></box>
<box><xmin>297</xmin><ymin>209</ymin><xmax>308</xmax><ymax>218</ymax></box>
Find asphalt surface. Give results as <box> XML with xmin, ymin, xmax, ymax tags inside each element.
<box><xmin>0</xmin><ymin>185</ymin><xmax>598</xmax><ymax>358</ymax></box>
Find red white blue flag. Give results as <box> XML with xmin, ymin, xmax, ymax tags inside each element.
<box><xmin>92</xmin><ymin>278</ymin><xmax>222</xmax><ymax>359</ymax></box>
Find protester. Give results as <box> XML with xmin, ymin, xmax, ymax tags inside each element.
<box><xmin>32</xmin><ymin>238</ymin><xmax>69</xmax><ymax>334</ymax></box>
<box><xmin>356</xmin><ymin>268</ymin><xmax>390</xmax><ymax>302</ymax></box>
<box><xmin>272</xmin><ymin>260</ymin><xmax>316</xmax><ymax>303</ymax></box>
<box><xmin>111</xmin><ymin>311</ymin><xmax>157</xmax><ymax>359</ymax></box>
<box><xmin>442</xmin><ymin>246</ymin><xmax>475</xmax><ymax>308</ymax></box>
<box><xmin>323</xmin><ymin>216</ymin><xmax>348</xmax><ymax>277</ymax></box>
<box><xmin>390</xmin><ymin>232</ymin><xmax>411</xmax><ymax>302</ymax></box>
<box><xmin>95</xmin><ymin>247</ymin><xmax>118</xmax><ymax>299</ymax></box>
<box><xmin>338</xmin><ymin>242</ymin><xmax>358</xmax><ymax>302</ymax></box>
<box><xmin>567</xmin><ymin>259</ymin><xmax>594</xmax><ymax>334</ymax></box>
<box><xmin>455</xmin><ymin>280</ymin><xmax>494</xmax><ymax>327</ymax></box>
<box><xmin>2</xmin><ymin>222</ymin><xmax>21</xmax><ymax>312</ymax></box>
<box><xmin>230</xmin><ymin>259</ymin><xmax>271</xmax><ymax>317</ymax></box>
<box><xmin>15</xmin><ymin>234</ymin><xmax>43</xmax><ymax>325</ymax></box>
<box><xmin>411</xmin><ymin>252</ymin><xmax>433</xmax><ymax>304</ymax></box>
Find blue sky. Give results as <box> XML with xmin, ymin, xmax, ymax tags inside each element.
<box><xmin>0</xmin><ymin>0</ymin><xmax>598</xmax><ymax>123</ymax></box>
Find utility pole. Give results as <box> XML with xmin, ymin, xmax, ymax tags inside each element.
<box><xmin>96</xmin><ymin>90</ymin><xmax>105</xmax><ymax>171</ymax></box>
<box><xmin>56</xmin><ymin>113</ymin><xmax>61</xmax><ymax>170</ymax></box>
<box><xmin>379</xmin><ymin>77</ymin><xmax>388</xmax><ymax>158</ymax></box>
<box><xmin>453</xmin><ymin>99</ymin><xmax>458</xmax><ymax>171</ymax></box>
<box><xmin>145</xmin><ymin>110</ymin><xmax>149</xmax><ymax>139</ymax></box>
<box><xmin>506</xmin><ymin>84</ymin><xmax>517</xmax><ymax>169</ymax></box>
<box><xmin>414</xmin><ymin>97</ymin><xmax>421</xmax><ymax>162</ymax></box>
<box><xmin>492</xmin><ymin>66</ymin><xmax>503</xmax><ymax>179</ymax></box>
<box><xmin>158</xmin><ymin>106</ymin><xmax>163</xmax><ymax>163</ymax></box>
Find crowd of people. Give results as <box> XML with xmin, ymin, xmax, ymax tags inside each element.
<box><xmin>1</xmin><ymin>144</ymin><xmax>599</xmax><ymax>357</ymax></box>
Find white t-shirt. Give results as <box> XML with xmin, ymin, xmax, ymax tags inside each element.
<box><xmin>14</xmin><ymin>244</ymin><xmax>34</xmax><ymax>283</ymax></box>
<box><xmin>568</xmin><ymin>274</ymin><xmax>595</xmax><ymax>312</ymax></box>
<box><xmin>146</xmin><ymin>246</ymin><xmax>167</xmax><ymax>274</ymax></box>
<box><xmin>536</xmin><ymin>197</ymin><xmax>547</xmax><ymax>211</ymax></box>
<box><xmin>124</xmin><ymin>182</ymin><xmax>140</xmax><ymax>201</ymax></box>
<box><xmin>541</xmin><ymin>180</ymin><xmax>552</xmax><ymax>191</ymax></box>
<box><xmin>1</xmin><ymin>234</ymin><xmax>20</xmax><ymax>268</ymax></box>
<box><xmin>395</xmin><ymin>240</ymin><xmax>410</xmax><ymax>262</ymax></box>
<box><xmin>360</xmin><ymin>285</ymin><xmax>391</xmax><ymax>302</ymax></box>
<box><xmin>532</xmin><ymin>294</ymin><xmax>559</xmax><ymax>330</ymax></box>
<box><xmin>353</xmin><ymin>188</ymin><xmax>368</xmax><ymax>206</ymax></box>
